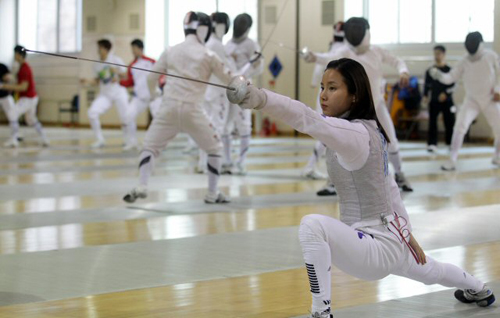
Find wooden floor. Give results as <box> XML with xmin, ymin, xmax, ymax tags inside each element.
<box><xmin>0</xmin><ymin>127</ymin><xmax>499</xmax><ymax>318</ymax></box>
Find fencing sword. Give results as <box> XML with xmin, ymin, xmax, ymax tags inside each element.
<box><xmin>24</xmin><ymin>48</ymin><xmax>249</xmax><ymax>106</ymax></box>
<box><xmin>24</xmin><ymin>48</ymin><xmax>236</xmax><ymax>91</ymax></box>
<box><xmin>267</xmin><ymin>40</ymin><xmax>311</xmax><ymax>57</ymax></box>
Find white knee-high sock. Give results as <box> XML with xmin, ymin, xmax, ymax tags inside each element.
<box><xmin>33</xmin><ymin>121</ymin><xmax>48</xmax><ymax>141</ymax></box>
<box><xmin>238</xmin><ymin>134</ymin><xmax>251</xmax><ymax>165</ymax></box>
<box><xmin>128</xmin><ymin>122</ymin><xmax>138</xmax><ymax>145</ymax></box>
<box><xmin>90</xmin><ymin>117</ymin><xmax>104</xmax><ymax>142</ymax></box>
<box><xmin>438</xmin><ymin>262</ymin><xmax>484</xmax><ymax>291</ymax></box>
<box><xmin>9</xmin><ymin>121</ymin><xmax>19</xmax><ymax>140</ymax></box>
<box><xmin>299</xmin><ymin>223</ymin><xmax>332</xmax><ymax>314</ymax></box>
<box><xmin>138</xmin><ymin>150</ymin><xmax>155</xmax><ymax>186</ymax></box>
<box><xmin>450</xmin><ymin>131</ymin><xmax>466</xmax><ymax>162</ymax></box>
<box><xmin>207</xmin><ymin>154</ymin><xmax>221</xmax><ymax>195</ymax></box>
<box><xmin>222</xmin><ymin>135</ymin><xmax>232</xmax><ymax>165</ymax></box>
<box><xmin>389</xmin><ymin>151</ymin><xmax>402</xmax><ymax>174</ymax></box>
<box><xmin>198</xmin><ymin>150</ymin><xmax>207</xmax><ymax>172</ymax></box>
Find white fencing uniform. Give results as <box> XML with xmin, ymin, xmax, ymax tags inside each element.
<box><xmin>223</xmin><ymin>37</ymin><xmax>263</xmax><ymax>170</ymax></box>
<box><xmin>436</xmin><ymin>48</ymin><xmax>500</xmax><ymax>163</ymax></box>
<box><xmin>259</xmin><ymin>90</ymin><xmax>485</xmax><ymax>314</ymax></box>
<box><xmin>316</xmin><ymin>45</ymin><xmax>408</xmax><ymax>174</ymax></box>
<box><xmin>197</xmin><ymin>36</ymin><xmax>236</xmax><ymax>172</ymax></box>
<box><xmin>120</xmin><ymin>55</ymin><xmax>162</xmax><ymax>147</ymax></box>
<box><xmin>137</xmin><ymin>34</ymin><xmax>235</xmax><ymax>197</ymax></box>
<box><xmin>87</xmin><ymin>53</ymin><xmax>130</xmax><ymax>145</ymax></box>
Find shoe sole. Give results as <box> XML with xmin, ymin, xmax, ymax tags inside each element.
<box><xmin>317</xmin><ymin>191</ymin><xmax>337</xmax><ymax>196</ymax></box>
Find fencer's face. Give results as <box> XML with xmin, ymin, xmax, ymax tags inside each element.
<box><xmin>98</xmin><ymin>46</ymin><xmax>109</xmax><ymax>60</ymax></box>
<box><xmin>434</xmin><ymin>50</ymin><xmax>445</xmax><ymax>64</ymax></box>
<box><xmin>131</xmin><ymin>45</ymin><xmax>142</xmax><ymax>58</ymax></box>
<box><xmin>14</xmin><ymin>53</ymin><xmax>22</xmax><ymax>63</ymax></box>
<box><xmin>320</xmin><ymin>69</ymin><xmax>354</xmax><ymax>117</ymax></box>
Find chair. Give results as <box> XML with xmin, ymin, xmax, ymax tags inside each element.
<box><xmin>58</xmin><ymin>95</ymin><xmax>79</xmax><ymax>126</ymax></box>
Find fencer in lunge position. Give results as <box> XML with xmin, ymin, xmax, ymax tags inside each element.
<box><xmin>81</xmin><ymin>39</ymin><xmax>132</xmax><ymax>149</ymax></box>
<box><xmin>196</xmin><ymin>12</ymin><xmax>234</xmax><ymax>174</ymax></box>
<box><xmin>232</xmin><ymin>58</ymin><xmax>495</xmax><ymax>318</ymax></box>
<box><xmin>222</xmin><ymin>13</ymin><xmax>264</xmax><ymax>175</ymax></box>
<box><xmin>123</xmin><ymin>11</ymin><xmax>236</xmax><ymax>204</ymax></box>
<box><xmin>302</xmin><ymin>21</ymin><xmax>345</xmax><ymax>196</ymax></box>
<box><xmin>0</xmin><ymin>46</ymin><xmax>49</xmax><ymax>148</ymax></box>
<box><xmin>119</xmin><ymin>39</ymin><xmax>162</xmax><ymax>150</ymax></box>
<box><xmin>429</xmin><ymin>32</ymin><xmax>500</xmax><ymax>171</ymax></box>
<box><xmin>303</xmin><ymin>17</ymin><xmax>413</xmax><ymax>192</ymax></box>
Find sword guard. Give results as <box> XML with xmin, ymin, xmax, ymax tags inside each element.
<box><xmin>226</xmin><ymin>75</ymin><xmax>249</xmax><ymax>104</ymax></box>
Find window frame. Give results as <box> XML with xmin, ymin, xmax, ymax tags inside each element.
<box><xmin>350</xmin><ymin>0</ymin><xmax>494</xmax><ymax>48</ymax></box>
<box><xmin>16</xmin><ymin>0</ymin><xmax>82</xmax><ymax>54</ymax></box>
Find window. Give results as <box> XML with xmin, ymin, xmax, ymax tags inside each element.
<box><xmin>344</xmin><ymin>0</ymin><xmax>494</xmax><ymax>45</ymax></box>
<box><xmin>145</xmin><ymin>0</ymin><xmax>258</xmax><ymax>59</ymax></box>
<box><xmin>435</xmin><ymin>0</ymin><xmax>494</xmax><ymax>43</ymax></box>
<box><xmin>17</xmin><ymin>0</ymin><xmax>82</xmax><ymax>53</ymax></box>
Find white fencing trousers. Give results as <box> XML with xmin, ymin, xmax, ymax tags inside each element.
<box><xmin>450</xmin><ymin>99</ymin><xmax>500</xmax><ymax>162</ymax></box>
<box><xmin>140</xmin><ymin>100</ymin><xmax>223</xmax><ymax>194</ymax></box>
<box><xmin>299</xmin><ymin>214</ymin><xmax>484</xmax><ymax>313</ymax></box>
<box><xmin>88</xmin><ymin>91</ymin><xmax>130</xmax><ymax>142</ymax></box>
<box><xmin>127</xmin><ymin>97</ymin><xmax>162</xmax><ymax>145</ymax></box>
<box><xmin>374</xmin><ymin>98</ymin><xmax>402</xmax><ymax>173</ymax></box>
<box><xmin>0</xmin><ymin>95</ymin><xmax>18</xmax><ymax>139</ymax></box>
<box><xmin>222</xmin><ymin>103</ymin><xmax>252</xmax><ymax>166</ymax></box>
<box><xmin>198</xmin><ymin>93</ymin><xmax>230</xmax><ymax>171</ymax></box>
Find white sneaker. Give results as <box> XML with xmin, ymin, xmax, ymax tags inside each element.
<box><xmin>204</xmin><ymin>192</ymin><xmax>231</xmax><ymax>204</ymax></box>
<box><xmin>455</xmin><ymin>285</ymin><xmax>495</xmax><ymax>307</ymax></box>
<box><xmin>395</xmin><ymin>172</ymin><xmax>413</xmax><ymax>192</ymax></box>
<box><xmin>441</xmin><ymin>160</ymin><xmax>456</xmax><ymax>171</ymax></box>
<box><xmin>302</xmin><ymin>168</ymin><xmax>327</xmax><ymax>180</ymax></box>
<box><xmin>123</xmin><ymin>186</ymin><xmax>148</xmax><ymax>203</ymax></box>
<box><xmin>3</xmin><ymin>138</ymin><xmax>19</xmax><ymax>148</ymax></box>
<box><xmin>427</xmin><ymin>145</ymin><xmax>437</xmax><ymax>153</ymax></box>
<box><xmin>91</xmin><ymin>140</ymin><xmax>105</xmax><ymax>149</ymax></box>
<box><xmin>41</xmin><ymin>139</ymin><xmax>50</xmax><ymax>148</ymax></box>
<box><xmin>123</xmin><ymin>143</ymin><xmax>138</xmax><ymax>151</ymax></box>
<box><xmin>233</xmin><ymin>162</ymin><xmax>247</xmax><ymax>175</ymax></box>
<box><xmin>492</xmin><ymin>156</ymin><xmax>500</xmax><ymax>166</ymax></box>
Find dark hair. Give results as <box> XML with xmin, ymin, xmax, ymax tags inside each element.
<box><xmin>131</xmin><ymin>39</ymin><xmax>144</xmax><ymax>49</ymax></box>
<box><xmin>14</xmin><ymin>45</ymin><xmax>26</xmax><ymax>58</ymax></box>
<box><xmin>325</xmin><ymin>58</ymin><xmax>390</xmax><ymax>142</ymax></box>
<box><xmin>433</xmin><ymin>45</ymin><xmax>446</xmax><ymax>53</ymax></box>
<box><xmin>97</xmin><ymin>39</ymin><xmax>112</xmax><ymax>51</ymax></box>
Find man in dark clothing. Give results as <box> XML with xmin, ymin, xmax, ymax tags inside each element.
<box><xmin>424</xmin><ymin>45</ymin><xmax>456</xmax><ymax>152</ymax></box>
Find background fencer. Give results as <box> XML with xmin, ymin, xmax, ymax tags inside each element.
<box><xmin>222</xmin><ymin>13</ymin><xmax>264</xmax><ymax>175</ymax></box>
<box><xmin>0</xmin><ymin>46</ymin><xmax>49</xmax><ymax>148</ymax></box>
<box><xmin>81</xmin><ymin>39</ymin><xmax>132</xmax><ymax>149</ymax></box>
<box><xmin>197</xmin><ymin>12</ymin><xmax>234</xmax><ymax>174</ymax></box>
<box><xmin>119</xmin><ymin>39</ymin><xmax>162</xmax><ymax>151</ymax></box>
<box><xmin>123</xmin><ymin>11</ymin><xmax>236</xmax><ymax>204</ymax></box>
<box><xmin>430</xmin><ymin>32</ymin><xmax>500</xmax><ymax>171</ymax></box>
<box><xmin>303</xmin><ymin>17</ymin><xmax>414</xmax><ymax>192</ymax></box>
